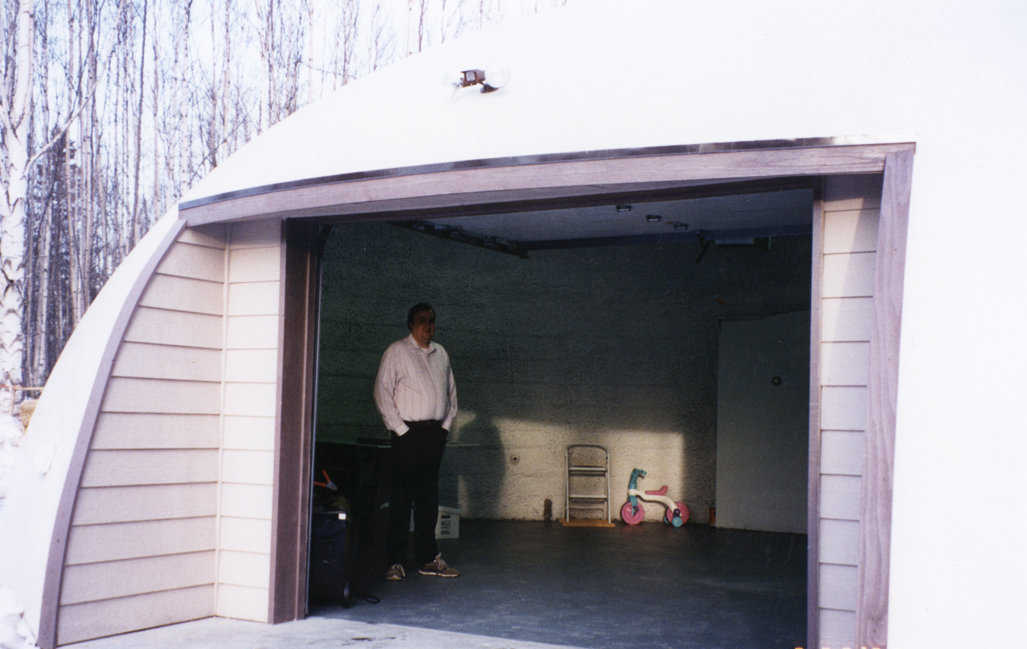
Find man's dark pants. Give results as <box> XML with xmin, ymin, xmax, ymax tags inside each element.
<box><xmin>388</xmin><ymin>420</ymin><xmax>447</xmax><ymax>566</ymax></box>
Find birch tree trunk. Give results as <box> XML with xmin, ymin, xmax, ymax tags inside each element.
<box><xmin>0</xmin><ymin>0</ymin><xmax>34</xmax><ymax>412</ymax></box>
<box><xmin>130</xmin><ymin>0</ymin><xmax>148</xmax><ymax>250</ymax></box>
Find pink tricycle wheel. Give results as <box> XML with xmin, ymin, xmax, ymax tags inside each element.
<box><xmin>620</xmin><ymin>501</ymin><xmax>645</xmax><ymax>525</ymax></box>
<box><xmin>665</xmin><ymin>501</ymin><xmax>690</xmax><ymax>527</ymax></box>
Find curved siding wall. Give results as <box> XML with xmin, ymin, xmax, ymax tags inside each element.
<box><xmin>54</xmin><ymin>221</ymin><xmax>283</xmax><ymax>644</ymax></box>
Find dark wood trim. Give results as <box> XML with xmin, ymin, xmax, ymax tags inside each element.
<box><xmin>857</xmin><ymin>149</ymin><xmax>914</xmax><ymax>649</ymax></box>
<box><xmin>806</xmin><ymin>185</ymin><xmax>825</xmax><ymax>649</ymax></box>
<box><xmin>38</xmin><ymin>218</ymin><xmax>186</xmax><ymax>649</ymax></box>
<box><xmin>269</xmin><ymin>220</ymin><xmax>321</xmax><ymax>623</ymax></box>
<box><xmin>181</xmin><ymin>143</ymin><xmax>911</xmax><ymax>227</ymax></box>
<box><xmin>179</xmin><ymin>136</ymin><xmax>901</xmax><ymax>211</ymax></box>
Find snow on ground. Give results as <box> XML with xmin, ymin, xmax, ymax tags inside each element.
<box><xmin>0</xmin><ymin>413</ymin><xmax>40</xmax><ymax>649</ymax></box>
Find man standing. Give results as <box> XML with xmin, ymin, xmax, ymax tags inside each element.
<box><xmin>373</xmin><ymin>302</ymin><xmax>460</xmax><ymax>580</ymax></box>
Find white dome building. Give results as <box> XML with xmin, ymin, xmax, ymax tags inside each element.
<box><xmin>3</xmin><ymin>1</ymin><xmax>1025</xmax><ymax>648</ymax></box>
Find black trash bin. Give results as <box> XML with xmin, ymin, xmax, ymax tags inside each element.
<box><xmin>309</xmin><ymin>510</ymin><xmax>353</xmax><ymax>607</ymax></box>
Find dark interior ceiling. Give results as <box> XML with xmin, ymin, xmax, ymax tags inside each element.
<box><xmin>393</xmin><ymin>184</ymin><xmax>815</xmax><ymax>258</ymax></box>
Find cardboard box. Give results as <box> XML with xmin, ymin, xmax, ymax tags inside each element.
<box><xmin>436</xmin><ymin>505</ymin><xmax>460</xmax><ymax>539</ymax></box>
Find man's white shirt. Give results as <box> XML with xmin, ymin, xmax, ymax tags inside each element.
<box><xmin>374</xmin><ymin>334</ymin><xmax>458</xmax><ymax>436</ymax></box>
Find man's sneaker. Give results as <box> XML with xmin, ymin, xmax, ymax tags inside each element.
<box><xmin>418</xmin><ymin>553</ymin><xmax>459</xmax><ymax>578</ymax></box>
<box><xmin>385</xmin><ymin>563</ymin><xmax>406</xmax><ymax>581</ymax></box>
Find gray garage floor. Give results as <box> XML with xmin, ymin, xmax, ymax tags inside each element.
<box><xmin>71</xmin><ymin>520</ymin><xmax>806</xmax><ymax>649</ymax></box>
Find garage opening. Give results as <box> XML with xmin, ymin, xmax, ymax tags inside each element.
<box><xmin>305</xmin><ymin>184</ymin><xmax>814</xmax><ymax>648</ymax></box>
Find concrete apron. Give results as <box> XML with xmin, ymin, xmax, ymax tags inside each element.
<box><xmin>65</xmin><ymin>616</ymin><xmax>584</xmax><ymax>649</ymax></box>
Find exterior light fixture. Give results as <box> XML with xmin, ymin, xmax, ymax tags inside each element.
<box><xmin>646</xmin><ymin>214</ymin><xmax>662</xmax><ymax>223</ymax></box>
<box><xmin>457</xmin><ymin>69</ymin><xmax>499</xmax><ymax>93</ymax></box>
<box><xmin>615</xmin><ymin>204</ymin><xmax>632</xmax><ymax>213</ymax></box>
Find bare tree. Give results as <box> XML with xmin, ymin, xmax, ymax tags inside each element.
<box><xmin>129</xmin><ymin>0</ymin><xmax>149</xmax><ymax>250</ymax></box>
<box><xmin>0</xmin><ymin>0</ymin><xmax>34</xmax><ymax>411</ymax></box>
<box><xmin>8</xmin><ymin>0</ymin><xmax>563</xmax><ymax>394</ymax></box>
<box><xmin>368</xmin><ymin>1</ymin><xmax>396</xmax><ymax>72</ymax></box>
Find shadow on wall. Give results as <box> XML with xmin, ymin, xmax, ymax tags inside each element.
<box><xmin>439</xmin><ymin>406</ymin><xmax>506</xmax><ymax>517</ymax></box>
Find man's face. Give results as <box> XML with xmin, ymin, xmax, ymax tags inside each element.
<box><xmin>409</xmin><ymin>309</ymin><xmax>436</xmax><ymax>348</ymax></box>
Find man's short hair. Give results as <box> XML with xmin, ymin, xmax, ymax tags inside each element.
<box><xmin>407</xmin><ymin>302</ymin><xmax>434</xmax><ymax>329</ymax></box>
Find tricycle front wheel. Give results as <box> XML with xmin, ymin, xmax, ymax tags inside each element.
<box><xmin>620</xmin><ymin>500</ymin><xmax>645</xmax><ymax>525</ymax></box>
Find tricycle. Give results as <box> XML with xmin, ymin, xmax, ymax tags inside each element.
<box><xmin>620</xmin><ymin>468</ymin><xmax>689</xmax><ymax>527</ymax></box>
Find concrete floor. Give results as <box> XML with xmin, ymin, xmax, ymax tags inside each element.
<box><xmin>71</xmin><ymin>520</ymin><xmax>805</xmax><ymax>649</ymax></box>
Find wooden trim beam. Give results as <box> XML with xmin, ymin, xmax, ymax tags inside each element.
<box><xmin>181</xmin><ymin>144</ymin><xmax>910</xmax><ymax>227</ymax></box>
<box><xmin>269</xmin><ymin>220</ymin><xmax>321</xmax><ymax>623</ymax></box>
<box><xmin>857</xmin><ymin>149</ymin><xmax>914</xmax><ymax>648</ymax></box>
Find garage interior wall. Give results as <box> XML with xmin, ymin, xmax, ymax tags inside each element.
<box><xmin>53</xmin><ymin>220</ymin><xmax>284</xmax><ymax>645</ymax></box>
<box><xmin>814</xmin><ymin>174</ymin><xmax>883</xmax><ymax>648</ymax></box>
<box><xmin>316</xmin><ymin>215</ymin><xmax>812</xmax><ymax>523</ymax></box>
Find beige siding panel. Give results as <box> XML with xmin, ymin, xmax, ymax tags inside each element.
<box><xmin>101</xmin><ymin>377</ymin><xmax>221</xmax><ymax>414</ymax></box>
<box><xmin>73</xmin><ymin>483</ymin><xmax>218</xmax><ymax>524</ymax></box>
<box><xmin>821</xmin><ymin>252</ymin><xmax>876</xmax><ymax>298</ymax></box>
<box><xmin>223</xmin><ymin>382</ymin><xmax>277</xmax><ymax>417</ymax></box>
<box><xmin>92</xmin><ymin>413</ymin><xmax>220</xmax><ymax>449</ymax></box>
<box><xmin>227</xmin><ymin>282</ymin><xmax>280</xmax><ymax>316</ymax></box>
<box><xmin>60</xmin><ymin>551</ymin><xmax>215</xmax><ymax>605</ymax></box>
<box><xmin>157</xmin><ymin>242</ymin><xmax>225</xmax><ymax>282</ymax></box>
<box><xmin>820</xmin><ymin>387</ymin><xmax>868</xmax><ymax>430</ymax></box>
<box><xmin>178</xmin><ymin>223</ymin><xmax>227</xmax><ymax>247</ymax></box>
<box><xmin>226</xmin><ymin>315</ymin><xmax>280</xmax><ymax>349</ymax></box>
<box><xmin>218</xmin><ymin>551</ymin><xmax>271</xmax><ymax>589</ymax></box>
<box><xmin>223</xmin><ymin>416</ymin><xmax>275</xmax><ymax>451</ymax></box>
<box><xmin>230</xmin><ymin>219</ymin><xmax>281</xmax><ymax>248</ymax></box>
<box><xmin>81</xmin><ymin>449</ymin><xmax>219</xmax><ymax>487</ymax></box>
<box><xmin>821</xmin><ymin>297</ymin><xmax>874</xmax><ymax>342</ymax></box>
<box><xmin>820</xmin><ymin>342</ymin><xmax>869</xmax><ymax>386</ymax></box>
<box><xmin>66</xmin><ymin>517</ymin><xmax>216</xmax><ymax>565</ymax></box>
<box><xmin>229</xmin><ymin>246</ymin><xmax>281</xmax><ymax>283</ymax></box>
<box><xmin>820</xmin><ymin>564</ymin><xmax>859</xmax><ymax>611</ymax></box>
<box><xmin>139</xmin><ymin>274</ymin><xmax>224</xmax><ymax>315</ymax></box>
<box><xmin>820</xmin><ymin>475</ymin><xmax>862</xmax><ymax>521</ymax></box>
<box><xmin>820</xmin><ymin>519</ymin><xmax>860</xmax><ymax>566</ymax></box>
<box><xmin>819</xmin><ymin>608</ymin><xmax>857</xmax><ymax>649</ymax></box>
<box><xmin>821</xmin><ymin>431</ymin><xmax>866</xmax><ymax>476</ymax></box>
<box><xmin>822</xmin><ymin>209</ymin><xmax>879</xmax><ymax>254</ymax></box>
<box><xmin>57</xmin><ymin>584</ymin><xmax>215</xmax><ymax>645</ymax></box>
<box><xmin>124</xmin><ymin>308</ymin><xmax>223</xmax><ymax>349</ymax></box>
<box><xmin>220</xmin><ymin>517</ymin><xmax>272</xmax><ymax>553</ymax></box>
<box><xmin>822</xmin><ymin>174</ymin><xmax>883</xmax><ymax>209</ymax></box>
<box><xmin>112</xmin><ymin>343</ymin><xmax>222</xmax><ymax>382</ymax></box>
<box><xmin>220</xmin><ymin>484</ymin><xmax>273</xmax><ymax>519</ymax></box>
<box><xmin>216</xmin><ymin>584</ymin><xmax>269</xmax><ymax>622</ymax></box>
<box><xmin>225</xmin><ymin>349</ymin><xmax>278</xmax><ymax>383</ymax></box>
<box><xmin>222</xmin><ymin>450</ymin><xmax>274</xmax><ymax>486</ymax></box>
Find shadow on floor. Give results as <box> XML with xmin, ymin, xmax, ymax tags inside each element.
<box><xmin>311</xmin><ymin>519</ymin><xmax>806</xmax><ymax>649</ymax></box>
